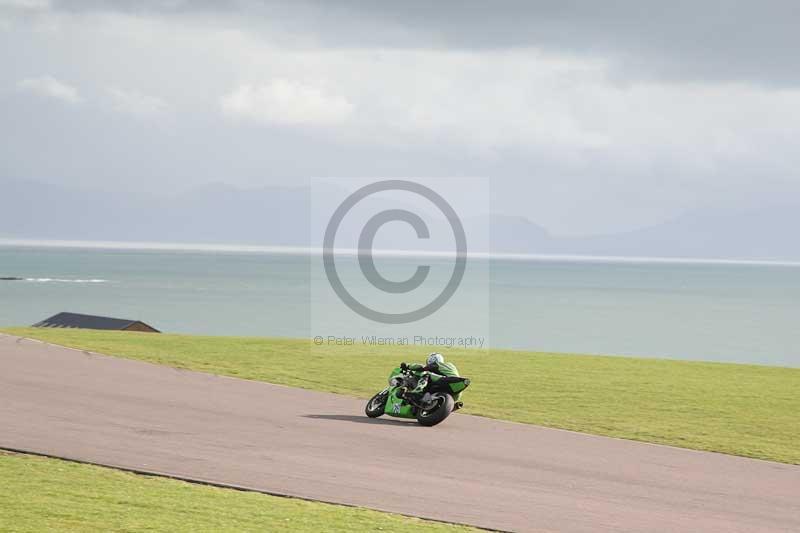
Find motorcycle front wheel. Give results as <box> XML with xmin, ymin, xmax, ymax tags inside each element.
<box><xmin>416</xmin><ymin>393</ymin><xmax>454</xmax><ymax>426</ymax></box>
<box><xmin>365</xmin><ymin>391</ymin><xmax>388</xmax><ymax>418</ymax></box>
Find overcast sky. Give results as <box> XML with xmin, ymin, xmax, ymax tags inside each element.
<box><xmin>2</xmin><ymin>0</ymin><xmax>800</xmax><ymax>235</ymax></box>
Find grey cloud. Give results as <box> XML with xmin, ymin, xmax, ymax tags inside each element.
<box><xmin>45</xmin><ymin>0</ymin><xmax>234</xmax><ymax>13</ymax></box>
<box><xmin>4</xmin><ymin>0</ymin><xmax>800</xmax><ymax>240</ymax></box>
<box><xmin>41</xmin><ymin>0</ymin><xmax>800</xmax><ymax>86</ymax></box>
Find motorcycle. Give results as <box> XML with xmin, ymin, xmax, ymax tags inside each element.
<box><xmin>364</xmin><ymin>366</ymin><xmax>470</xmax><ymax>426</ymax></box>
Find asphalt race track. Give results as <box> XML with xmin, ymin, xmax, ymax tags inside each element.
<box><xmin>1</xmin><ymin>334</ymin><xmax>799</xmax><ymax>532</ymax></box>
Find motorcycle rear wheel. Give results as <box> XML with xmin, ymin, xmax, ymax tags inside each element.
<box><xmin>416</xmin><ymin>394</ymin><xmax>454</xmax><ymax>426</ymax></box>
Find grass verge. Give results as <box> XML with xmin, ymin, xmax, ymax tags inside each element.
<box><xmin>0</xmin><ymin>451</ymin><xmax>477</xmax><ymax>532</ymax></box>
<box><xmin>3</xmin><ymin>327</ymin><xmax>799</xmax><ymax>464</ymax></box>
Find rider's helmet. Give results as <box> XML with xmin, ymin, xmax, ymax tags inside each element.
<box><xmin>427</xmin><ymin>352</ymin><xmax>444</xmax><ymax>366</ymax></box>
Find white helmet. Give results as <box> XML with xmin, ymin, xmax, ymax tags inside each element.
<box><xmin>427</xmin><ymin>352</ymin><xmax>444</xmax><ymax>366</ymax></box>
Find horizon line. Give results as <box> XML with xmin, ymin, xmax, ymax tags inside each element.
<box><xmin>2</xmin><ymin>237</ymin><xmax>800</xmax><ymax>268</ymax></box>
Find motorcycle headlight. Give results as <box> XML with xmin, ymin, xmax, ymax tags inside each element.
<box><xmin>389</xmin><ymin>376</ymin><xmax>403</xmax><ymax>387</ymax></box>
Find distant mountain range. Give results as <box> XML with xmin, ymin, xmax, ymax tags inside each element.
<box><xmin>2</xmin><ymin>179</ymin><xmax>799</xmax><ymax>261</ymax></box>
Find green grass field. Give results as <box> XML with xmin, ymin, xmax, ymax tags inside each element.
<box><xmin>3</xmin><ymin>327</ymin><xmax>799</xmax><ymax>464</ymax></box>
<box><xmin>0</xmin><ymin>451</ymin><xmax>476</xmax><ymax>533</ymax></box>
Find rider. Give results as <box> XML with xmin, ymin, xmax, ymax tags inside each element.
<box><xmin>400</xmin><ymin>352</ymin><xmax>463</xmax><ymax>409</ymax></box>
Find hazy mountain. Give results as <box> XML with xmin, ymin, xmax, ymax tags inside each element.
<box><xmin>552</xmin><ymin>206</ymin><xmax>800</xmax><ymax>260</ymax></box>
<box><xmin>2</xmin><ymin>179</ymin><xmax>799</xmax><ymax>261</ymax></box>
<box><xmin>0</xmin><ymin>179</ymin><xmax>311</xmax><ymax>245</ymax></box>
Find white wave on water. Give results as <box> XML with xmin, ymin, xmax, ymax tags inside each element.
<box><xmin>24</xmin><ymin>278</ymin><xmax>108</xmax><ymax>283</ymax></box>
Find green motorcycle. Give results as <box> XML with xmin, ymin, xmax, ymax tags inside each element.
<box><xmin>365</xmin><ymin>366</ymin><xmax>470</xmax><ymax>426</ymax></box>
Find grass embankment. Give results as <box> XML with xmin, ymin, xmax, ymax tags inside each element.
<box><xmin>0</xmin><ymin>451</ymin><xmax>475</xmax><ymax>533</ymax></box>
<box><xmin>3</xmin><ymin>327</ymin><xmax>799</xmax><ymax>464</ymax></box>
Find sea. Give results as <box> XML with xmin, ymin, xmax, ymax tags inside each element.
<box><xmin>1</xmin><ymin>240</ymin><xmax>799</xmax><ymax>367</ymax></box>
